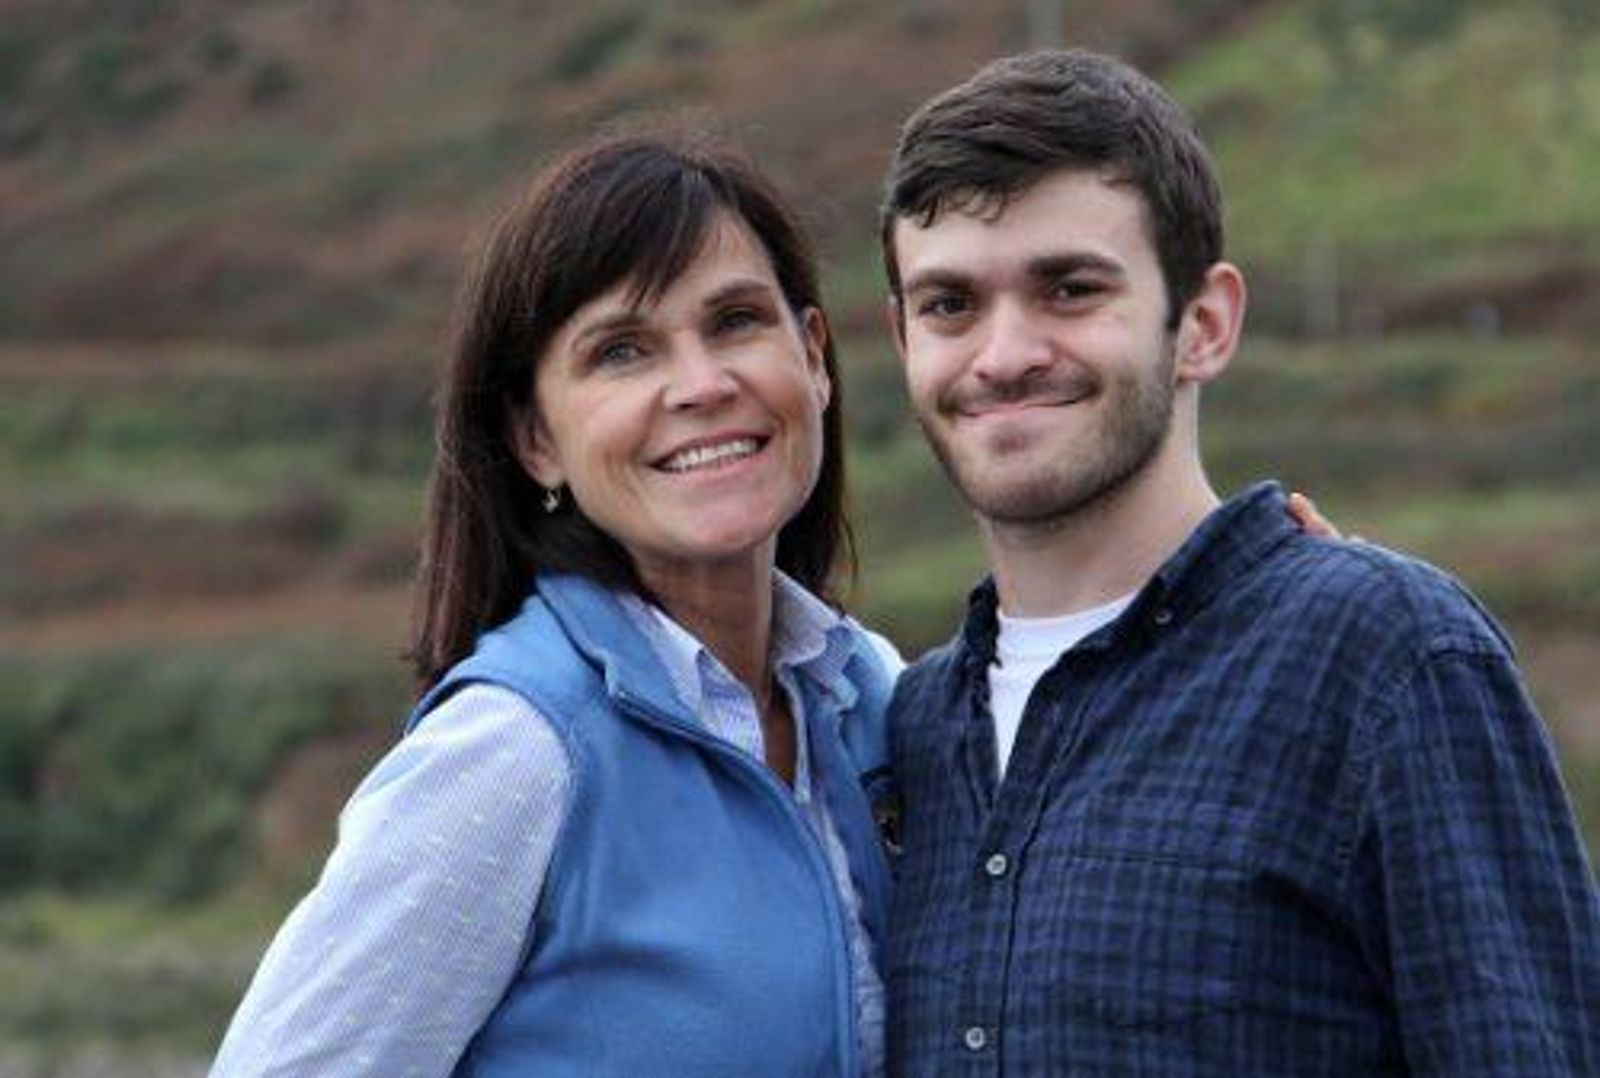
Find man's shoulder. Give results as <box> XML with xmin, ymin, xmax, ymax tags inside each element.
<box><xmin>1255</xmin><ymin>534</ymin><xmax>1511</xmax><ymax>657</ymax></box>
<box><xmin>890</xmin><ymin>632</ymin><xmax>969</xmax><ymax>706</ymax></box>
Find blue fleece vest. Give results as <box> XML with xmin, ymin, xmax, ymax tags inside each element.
<box><xmin>408</xmin><ymin>573</ymin><xmax>894</xmax><ymax>1077</ymax></box>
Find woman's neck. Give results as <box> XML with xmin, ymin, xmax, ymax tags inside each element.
<box><xmin>638</xmin><ymin>554</ymin><xmax>775</xmax><ymax>701</ymax></box>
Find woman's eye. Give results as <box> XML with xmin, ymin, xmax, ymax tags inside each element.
<box><xmin>594</xmin><ymin>338</ymin><xmax>644</xmax><ymax>366</ymax></box>
<box><xmin>715</xmin><ymin>306</ymin><xmax>765</xmax><ymax>334</ymax></box>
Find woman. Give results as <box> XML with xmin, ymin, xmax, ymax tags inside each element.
<box><xmin>211</xmin><ymin>133</ymin><xmax>897</xmax><ymax>1076</ymax></box>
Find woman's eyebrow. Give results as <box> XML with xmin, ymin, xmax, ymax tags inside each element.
<box><xmin>701</xmin><ymin>277</ymin><xmax>781</xmax><ymax>309</ymax></box>
<box><xmin>568</xmin><ymin>308</ymin><xmax>646</xmax><ymax>351</ymax></box>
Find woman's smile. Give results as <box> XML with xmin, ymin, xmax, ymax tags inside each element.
<box><xmin>654</xmin><ymin>433</ymin><xmax>770</xmax><ymax>474</ymax></box>
<box><xmin>515</xmin><ymin>211</ymin><xmax>831</xmax><ymax>586</ymax></box>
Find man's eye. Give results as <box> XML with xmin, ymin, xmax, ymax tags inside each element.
<box><xmin>1052</xmin><ymin>278</ymin><xmax>1103</xmax><ymax>302</ymax></box>
<box><xmin>917</xmin><ymin>294</ymin><xmax>972</xmax><ymax>319</ymax></box>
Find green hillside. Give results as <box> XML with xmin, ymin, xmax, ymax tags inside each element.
<box><xmin>3</xmin><ymin>1</ymin><xmax>1598</xmax><ymax>1070</ymax></box>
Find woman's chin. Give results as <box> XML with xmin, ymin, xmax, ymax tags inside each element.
<box><xmin>624</xmin><ymin>516</ymin><xmax>789</xmax><ymax>576</ymax></box>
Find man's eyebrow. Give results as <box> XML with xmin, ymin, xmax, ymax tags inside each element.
<box><xmin>902</xmin><ymin>253</ymin><xmax>1127</xmax><ymax>297</ymax></box>
<box><xmin>901</xmin><ymin>267</ymin><xmax>974</xmax><ymax>297</ymax></box>
<box><xmin>1027</xmin><ymin>252</ymin><xmax>1126</xmax><ymax>281</ymax></box>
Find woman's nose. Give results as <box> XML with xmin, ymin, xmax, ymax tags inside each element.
<box><xmin>662</xmin><ymin>340</ymin><xmax>739</xmax><ymax>409</ymax></box>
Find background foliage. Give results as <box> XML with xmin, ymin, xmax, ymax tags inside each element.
<box><xmin>2</xmin><ymin>0</ymin><xmax>1597</xmax><ymax>1072</ymax></box>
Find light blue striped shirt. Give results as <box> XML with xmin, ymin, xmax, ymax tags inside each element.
<box><xmin>211</xmin><ymin>575</ymin><xmax>899</xmax><ymax>1076</ymax></box>
<box><xmin>620</xmin><ymin>579</ymin><xmax>894</xmax><ymax>1078</ymax></box>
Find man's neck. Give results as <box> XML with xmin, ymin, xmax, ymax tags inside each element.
<box><xmin>981</xmin><ymin>454</ymin><xmax>1219</xmax><ymax>618</ymax></box>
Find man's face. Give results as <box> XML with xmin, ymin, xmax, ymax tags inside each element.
<box><xmin>890</xmin><ymin>169</ymin><xmax>1181</xmax><ymax>526</ymax></box>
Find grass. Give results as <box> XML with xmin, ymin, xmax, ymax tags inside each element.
<box><xmin>1</xmin><ymin>346</ymin><xmax>433</xmax><ymax>530</ymax></box>
<box><xmin>0</xmin><ymin>889</ymin><xmax>288</xmax><ymax>1063</ymax></box>
<box><xmin>1338</xmin><ymin>483</ymin><xmax>1600</xmax><ymax>628</ymax></box>
<box><xmin>3</xmin><ymin>5</ymin><xmax>1599</xmax><ymax>1060</ymax></box>
<box><xmin>856</xmin><ymin>531</ymin><xmax>985</xmax><ymax>653</ymax></box>
<box><xmin>1175</xmin><ymin>5</ymin><xmax>1600</xmax><ymax>265</ymax></box>
<box><xmin>1570</xmin><ymin>757</ymin><xmax>1600</xmax><ymax>872</ymax></box>
<box><xmin>0</xmin><ymin>638</ymin><xmax>407</xmax><ymax>902</ymax></box>
<box><xmin>1205</xmin><ymin>333</ymin><xmax>1600</xmax><ymax>500</ymax></box>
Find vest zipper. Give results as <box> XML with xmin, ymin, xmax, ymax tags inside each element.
<box><xmin>614</xmin><ymin>688</ymin><xmax>862</xmax><ymax>1078</ymax></box>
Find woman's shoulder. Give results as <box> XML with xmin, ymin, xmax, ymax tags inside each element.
<box><xmin>839</xmin><ymin>618</ymin><xmax>906</xmax><ymax>678</ymax></box>
<box><xmin>366</xmin><ymin>682</ymin><xmax>574</xmax><ymax>807</ymax></box>
<box><xmin>212</xmin><ymin>682</ymin><xmax>573</xmax><ymax>1075</ymax></box>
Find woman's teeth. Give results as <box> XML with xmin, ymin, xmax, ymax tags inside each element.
<box><xmin>659</xmin><ymin>438</ymin><xmax>761</xmax><ymax>473</ymax></box>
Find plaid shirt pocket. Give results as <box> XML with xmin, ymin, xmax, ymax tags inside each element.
<box><xmin>1030</xmin><ymin>795</ymin><xmax>1263</xmax><ymax>1029</ymax></box>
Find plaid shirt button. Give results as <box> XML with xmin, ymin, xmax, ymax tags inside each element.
<box><xmin>983</xmin><ymin>852</ymin><xmax>1009</xmax><ymax>877</ymax></box>
<box><xmin>963</xmin><ymin>1026</ymin><xmax>988</xmax><ymax>1051</ymax></box>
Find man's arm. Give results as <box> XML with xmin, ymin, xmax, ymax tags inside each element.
<box><xmin>1352</xmin><ymin>640</ymin><xmax>1600</xmax><ymax>1075</ymax></box>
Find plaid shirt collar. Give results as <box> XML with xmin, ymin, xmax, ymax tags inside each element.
<box><xmin>960</xmin><ymin>480</ymin><xmax>1297</xmax><ymax>674</ymax></box>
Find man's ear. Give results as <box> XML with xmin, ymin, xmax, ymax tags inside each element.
<box><xmin>1174</xmin><ymin>261</ymin><xmax>1246</xmax><ymax>386</ymax></box>
<box><xmin>885</xmin><ymin>295</ymin><xmax>907</xmax><ymax>359</ymax></box>
<box><xmin>507</xmin><ymin>405</ymin><xmax>563</xmax><ymax>489</ymax></box>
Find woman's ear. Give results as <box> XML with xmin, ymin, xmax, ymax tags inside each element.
<box><xmin>508</xmin><ymin>405</ymin><xmax>564</xmax><ymax>488</ymax></box>
<box><xmin>801</xmin><ymin>306</ymin><xmax>832</xmax><ymax>409</ymax></box>
<box><xmin>1174</xmin><ymin>261</ymin><xmax>1247</xmax><ymax>386</ymax></box>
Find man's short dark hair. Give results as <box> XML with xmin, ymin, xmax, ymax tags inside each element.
<box><xmin>880</xmin><ymin>49</ymin><xmax>1224</xmax><ymax>328</ymax></box>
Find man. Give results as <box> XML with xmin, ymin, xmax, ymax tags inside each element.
<box><xmin>879</xmin><ymin>49</ymin><xmax>1599</xmax><ymax>1076</ymax></box>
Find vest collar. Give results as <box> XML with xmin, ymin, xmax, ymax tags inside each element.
<box><xmin>531</xmin><ymin>572</ymin><xmax>702</xmax><ymax>728</ymax></box>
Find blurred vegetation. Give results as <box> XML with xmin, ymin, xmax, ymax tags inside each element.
<box><xmin>1</xmin><ymin>0</ymin><xmax>1592</xmax><ymax>895</ymax></box>
<box><xmin>1176</xmin><ymin>0</ymin><xmax>1600</xmax><ymax>267</ymax></box>
<box><xmin>0</xmin><ymin>639</ymin><xmax>406</xmax><ymax>902</ymax></box>
<box><xmin>0</xmin><ymin>890</ymin><xmax>290</xmax><ymax>1066</ymax></box>
<box><xmin>2</xmin><ymin>0</ymin><xmax>1598</xmax><ymax>1069</ymax></box>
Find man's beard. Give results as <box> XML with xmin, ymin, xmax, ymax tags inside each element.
<box><xmin>921</xmin><ymin>348</ymin><xmax>1177</xmax><ymax>527</ymax></box>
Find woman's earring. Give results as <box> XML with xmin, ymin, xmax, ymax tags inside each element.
<box><xmin>542</xmin><ymin>485</ymin><xmax>563</xmax><ymax>514</ymax></box>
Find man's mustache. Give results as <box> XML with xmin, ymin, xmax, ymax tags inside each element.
<box><xmin>942</xmin><ymin>368</ymin><xmax>1100</xmax><ymax>415</ymax></box>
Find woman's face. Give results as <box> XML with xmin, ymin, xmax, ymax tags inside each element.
<box><xmin>515</xmin><ymin>212</ymin><xmax>830</xmax><ymax>588</ymax></box>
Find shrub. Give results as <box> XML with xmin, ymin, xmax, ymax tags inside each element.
<box><xmin>551</xmin><ymin>8</ymin><xmax>644</xmax><ymax>83</ymax></box>
<box><xmin>0</xmin><ymin>640</ymin><xmax>406</xmax><ymax>903</ymax></box>
<box><xmin>248</xmin><ymin>58</ymin><xmax>296</xmax><ymax>107</ymax></box>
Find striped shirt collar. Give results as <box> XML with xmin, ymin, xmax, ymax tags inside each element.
<box><xmin>619</xmin><ymin>572</ymin><xmax>850</xmax><ymax>712</ymax></box>
<box><xmin>617</xmin><ymin>573</ymin><xmax>856</xmax><ymax>800</ymax></box>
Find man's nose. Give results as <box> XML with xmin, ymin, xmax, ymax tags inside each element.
<box><xmin>972</xmin><ymin>300</ymin><xmax>1054</xmax><ymax>384</ymax></box>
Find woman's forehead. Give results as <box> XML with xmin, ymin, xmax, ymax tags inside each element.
<box><xmin>574</xmin><ymin>213</ymin><xmax>777</xmax><ymax>320</ymax></box>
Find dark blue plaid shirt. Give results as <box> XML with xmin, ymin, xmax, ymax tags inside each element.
<box><xmin>885</xmin><ymin>482</ymin><xmax>1600</xmax><ymax>1077</ymax></box>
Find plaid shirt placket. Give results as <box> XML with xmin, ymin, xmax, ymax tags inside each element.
<box><xmin>886</xmin><ymin>482</ymin><xmax>1600</xmax><ymax>1078</ymax></box>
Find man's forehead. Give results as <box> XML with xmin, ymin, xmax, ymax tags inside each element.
<box><xmin>892</xmin><ymin>171</ymin><xmax>1154</xmax><ymax>277</ymax></box>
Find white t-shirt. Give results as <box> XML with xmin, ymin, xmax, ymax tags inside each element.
<box><xmin>990</xmin><ymin>594</ymin><xmax>1134</xmax><ymax>777</ymax></box>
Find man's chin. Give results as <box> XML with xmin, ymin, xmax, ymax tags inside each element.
<box><xmin>954</xmin><ymin>451</ymin><xmax>1160</xmax><ymax>526</ymax></box>
<box><xmin>960</xmin><ymin>478</ymin><xmax>1101</xmax><ymax>526</ymax></box>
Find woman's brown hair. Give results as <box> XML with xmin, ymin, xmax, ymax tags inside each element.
<box><xmin>410</xmin><ymin>132</ymin><xmax>852</xmax><ymax>692</ymax></box>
